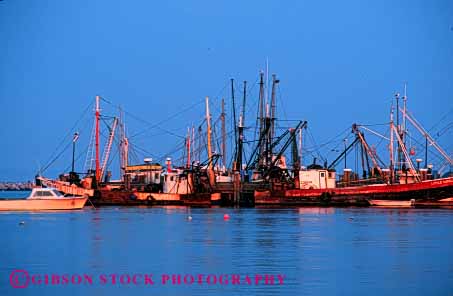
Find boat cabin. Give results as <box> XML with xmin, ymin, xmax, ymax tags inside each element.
<box><xmin>124</xmin><ymin>162</ymin><xmax>162</xmax><ymax>186</ymax></box>
<box><xmin>299</xmin><ymin>169</ymin><xmax>336</xmax><ymax>189</ymax></box>
<box><xmin>162</xmin><ymin>169</ymin><xmax>193</xmax><ymax>194</ymax></box>
<box><xmin>29</xmin><ymin>188</ymin><xmax>65</xmax><ymax>199</ymax></box>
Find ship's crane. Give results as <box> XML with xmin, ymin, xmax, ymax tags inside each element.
<box><xmin>327</xmin><ymin>136</ymin><xmax>360</xmax><ymax>170</ymax></box>
<box><xmin>262</xmin><ymin>121</ymin><xmax>306</xmax><ymax>179</ymax></box>
<box><xmin>352</xmin><ymin>124</ymin><xmax>384</xmax><ymax>176</ymax></box>
<box><xmin>245</xmin><ymin>120</ymin><xmax>272</xmax><ymax>171</ymax></box>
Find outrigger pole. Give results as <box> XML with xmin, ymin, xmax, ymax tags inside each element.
<box><xmin>399</xmin><ymin>108</ymin><xmax>453</xmax><ymax>166</ymax></box>
<box><xmin>95</xmin><ymin>95</ymin><xmax>101</xmax><ymax>184</ymax></box>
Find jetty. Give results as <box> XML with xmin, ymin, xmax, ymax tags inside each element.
<box><xmin>0</xmin><ymin>182</ymin><xmax>34</xmax><ymax>191</ymax></box>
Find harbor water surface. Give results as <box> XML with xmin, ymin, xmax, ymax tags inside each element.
<box><xmin>1</xmin><ymin>192</ymin><xmax>452</xmax><ymax>295</ymax></box>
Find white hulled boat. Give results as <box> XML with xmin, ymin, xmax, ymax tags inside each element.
<box><xmin>0</xmin><ymin>188</ymin><xmax>88</xmax><ymax>211</ymax></box>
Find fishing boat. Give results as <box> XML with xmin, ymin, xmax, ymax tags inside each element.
<box><xmin>253</xmin><ymin>88</ymin><xmax>453</xmax><ymax>206</ymax></box>
<box><xmin>35</xmin><ymin>71</ymin><xmax>452</xmax><ymax>207</ymax></box>
<box><xmin>0</xmin><ymin>188</ymin><xmax>88</xmax><ymax>211</ymax></box>
<box><xmin>38</xmin><ymin>95</ymin><xmax>218</xmax><ymax>206</ymax></box>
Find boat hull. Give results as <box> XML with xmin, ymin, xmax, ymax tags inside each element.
<box><xmin>0</xmin><ymin>197</ymin><xmax>88</xmax><ymax>211</ymax></box>
<box><xmin>369</xmin><ymin>199</ymin><xmax>414</xmax><ymax>207</ymax></box>
<box><xmin>255</xmin><ymin>177</ymin><xmax>453</xmax><ymax>206</ymax></box>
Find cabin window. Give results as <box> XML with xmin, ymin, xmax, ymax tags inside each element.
<box><xmin>170</xmin><ymin>176</ymin><xmax>174</xmax><ymax>181</ymax></box>
<box><xmin>52</xmin><ymin>190</ymin><xmax>63</xmax><ymax>197</ymax></box>
<box><xmin>328</xmin><ymin>172</ymin><xmax>333</xmax><ymax>178</ymax></box>
<box><xmin>34</xmin><ymin>191</ymin><xmax>54</xmax><ymax>197</ymax></box>
<box><xmin>154</xmin><ymin>173</ymin><xmax>159</xmax><ymax>180</ymax></box>
<box><xmin>320</xmin><ymin>172</ymin><xmax>325</xmax><ymax>178</ymax></box>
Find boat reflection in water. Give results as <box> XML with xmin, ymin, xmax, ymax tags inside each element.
<box><xmin>298</xmin><ymin>207</ymin><xmax>335</xmax><ymax>215</ymax></box>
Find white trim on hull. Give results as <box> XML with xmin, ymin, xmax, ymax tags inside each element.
<box><xmin>369</xmin><ymin>199</ymin><xmax>415</xmax><ymax>207</ymax></box>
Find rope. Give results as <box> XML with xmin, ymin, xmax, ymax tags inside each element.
<box><xmin>41</xmin><ymin>100</ymin><xmax>93</xmax><ymax>171</ymax></box>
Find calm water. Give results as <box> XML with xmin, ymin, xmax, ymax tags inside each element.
<box><xmin>0</xmin><ymin>191</ymin><xmax>452</xmax><ymax>295</ymax></box>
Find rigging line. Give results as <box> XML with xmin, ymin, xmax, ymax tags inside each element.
<box><xmin>103</xmin><ymin>80</ymin><xmax>231</xmax><ymax>140</ymax></box>
<box><xmin>405</xmin><ymin>134</ymin><xmax>445</xmax><ymax>162</ymax></box>
<box><xmin>305</xmin><ymin>130</ymin><xmax>351</xmax><ymax>151</ymax></box>
<box><xmin>156</xmin><ymin>139</ymin><xmax>187</xmax><ymax>162</ymax></box>
<box><xmin>373</xmin><ymin>129</ymin><xmax>389</xmax><ymax>151</ymax></box>
<box><xmin>427</xmin><ymin>106</ymin><xmax>453</xmax><ymax>133</ymax></box>
<box><xmin>359</xmin><ymin>126</ymin><xmax>390</xmax><ymax>141</ymax></box>
<box><xmin>243</xmin><ymin>75</ymin><xmax>261</xmax><ymax>126</ymax></box>
<box><xmin>306</xmin><ymin>128</ymin><xmax>326</xmax><ymax>163</ymax></box>
<box><xmin>128</xmin><ymin>144</ymin><xmax>140</xmax><ymax>165</ymax></box>
<box><xmin>128</xmin><ymin>142</ymin><xmax>160</xmax><ymax>159</ymax></box>
<box><xmin>406</xmin><ymin>108</ymin><xmax>453</xmax><ymax>147</ymax></box>
<box><xmin>277</xmin><ymin>119</ymin><xmax>309</xmax><ymax>122</ymax></box>
<box><xmin>276</xmin><ymin>84</ymin><xmax>288</xmax><ymax>122</ymax></box>
<box><xmin>124</xmin><ymin>103</ymin><xmax>202</xmax><ymax>139</ymax></box>
<box><xmin>43</xmin><ymin>113</ymin><xmax>96</xmax><ymax>174</ymax></box>
<box><xmin>208</xmin><ymin>79</ymin><xmax>231</xmax><ymax>109</ymax></box>
<box><xmin>42</xmin><ymin>100</ymin><xmax>93</xmax><ymax>169</ymax></box>
<box><xmin>434</xmin><ymin>122</ymin><xmax>453</xmax><ymax>139</ymax></box>
<box><xmin>63</xmin><ymin>144</ymin><xmax>89</xmax><ymax>173</ymax></box>
<box><xmin>356</xmin><ymin>123</ymin><xmax>390</xmax><ymax>127</ymax></box>
<box><xmin>41</xmin><ymin>141</ymin><xmax>73</xmax><ymax>173</ymax></box>
<box><xmin>308</xmin><ymin>126</ymin><xmax>352</xmax><ymax>152</ymax></box>
<box><xmin>125</xmin><ymin>109</ymin><xmax>186</xmax><ymax>139</ymax></box>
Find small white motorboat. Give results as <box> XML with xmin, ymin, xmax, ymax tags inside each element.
<box><xmin>369</xmin><ymin>199</ymin><xmax>415</xmax><ymax>207</ymax></box>
<box><xmin>0</xmin><ymin>188</ymin><xmax>88</xmax><ymax>211</ymax></box>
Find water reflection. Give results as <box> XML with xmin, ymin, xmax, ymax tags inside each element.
<box><xmin>298</xmin><ymin>207</ymin><xmax>335</xmax><ymax>215</ymax></box>
<box><xmin>0</xmin><ymin>206</ymin><xmax>452</xmax><ymax>295</ymax></box>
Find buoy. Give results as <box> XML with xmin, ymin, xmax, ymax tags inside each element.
<box><xmin>223</xmin><ymin>214</ymin><xmax>230</xmax><ymax>220</ymax></box>
<box><xmin>187</xmin><ymin>216</ymin><xmax>192</xmax><ymax>221</ymax></box>
<box><xmin>19</xmin><ymin>221</ymin><xmax>25</xmax><ymax>226</ymax></box>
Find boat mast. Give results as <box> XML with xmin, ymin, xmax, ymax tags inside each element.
<box><xmin>95</xmin><ymin>95</ymin><xmax>101</xmax><ymax>184</ymax></box>
<box><xmin>395</xmin><ymin>92</ymin><xmax>402</xmax><ymax>171</ymax></box>
<box><xmin>205</xmin><ymin>96</ymin><xmax>215</xmax><ymax>185</ymax></box>
<box><xmin>235</xmin><ymin>81</ymin><xmax>246</xmax><ymax>171</ymax></box>
<box><xmin>258</xmin><ymin>72</ymin><xmax>265</xmax><ymax>167</ymax></box>
<box><xmin>231</xmin><ymin>79</ymin><xmax>238</xmax><ymax>167</ymax></box>
<box><xmin>119</xmin><ymin>106</ymin><xmax>128</xmax><ymax>180</ymax></box>
<box><xmin>298</xmin><ymin>127</ymin><xmax>303</xmax><ymax>167</ymax></box>
<box><xmin>186</xmin><ymin>127</ymin><xmax>191</xmax><ymax>168</ymax></box>
<box><xmin>270</xmin><ymin>74</ymin><xmax>279</xmax><ymax>141</ymax></box>
<box><xmin>242</xmin><ymin>81</ymin><xmax>247</xmax><ymax>129</ymax></box>
<box><xmin>197</xmin><ymin>126</ymin><xmax>202</xmax><ymax>163</ymax></box>
<box><xmin>425</xmin><ymin>137</ymin><xmax>428</xmax><ymax>168</ymax></box>
<box><xmin>221</xmin><ymin>98</ymin><xmax>226</xmax><ymax>168</ymax></box>
<box><xmin>389</xmin><ymin>105</ymin><xmax>395</xmax><ymax>183</ymax></box>
<box><xmin>403</xmin><ymin>83</ymin><xmax>407</xmax><ymax>150</ymax></box>
<box><xmin>191</xmin><ymin>125</ymin><xmax>195</xmax><ymax>165</ymax></box>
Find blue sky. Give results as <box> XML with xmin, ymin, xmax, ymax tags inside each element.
<box><xmin>0</xmin><ymin>0</ymin><xmax>452</xmax><ymax>181</ymax></box>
